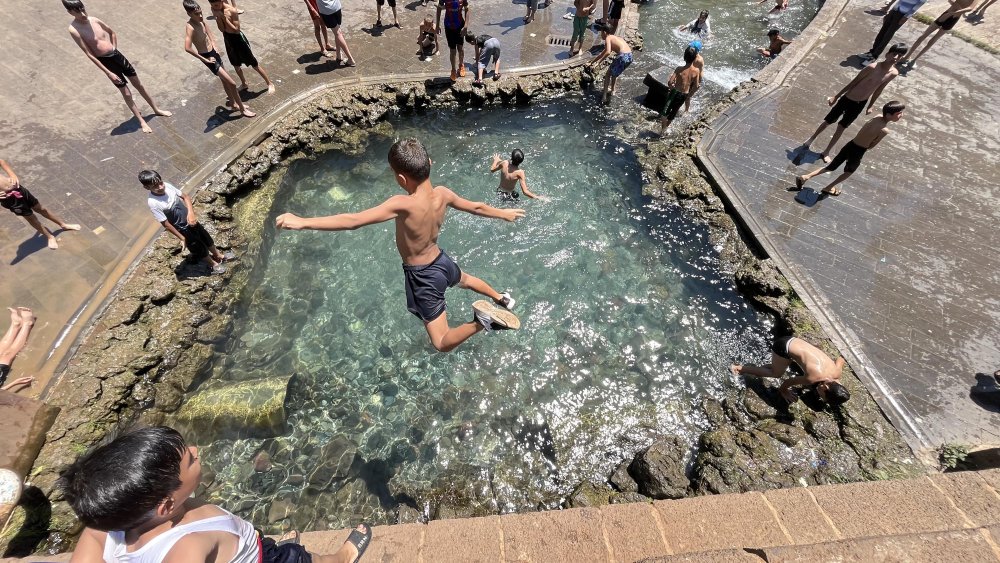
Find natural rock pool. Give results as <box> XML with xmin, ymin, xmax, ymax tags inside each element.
<box><xmin>192</xmin><ymin>96</ymin><xmax>773</xmax><ymax>531</ymax></box>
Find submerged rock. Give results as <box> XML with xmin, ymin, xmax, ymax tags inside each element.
<box><xmin>172</xmin><ymin>376</ymin><xmax>293</xmax><ymax>443</ymax></box>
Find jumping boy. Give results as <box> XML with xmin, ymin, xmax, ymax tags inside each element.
<box><xmin>61</xmin><ymin>426</ymin><xmax>372</xmax><ymax>563</ymax></box>
<box><xmin>303</xmin><ymin>0</ymin><xmax>337</xmax><ymax>57</ymax></box>
<box><xmin>0</xmin><ymin>159</ymin><xmax>80</xmax><ymax>250</ymax></box>
<box><xmin>659</xmin><ymin>46</ymin><xmax>701</xmax><ymax>133</ymax></box>
<box><xmin>375</xmin><ymin>0</ymin><xmax>401</xmax><ymax>28</ymax></box>
<box><xmin>276</xmin><ymin>139</ymin><xmax>523</xmax><ymax>353</ymax></box>
<box><xmin>800</xmin><ymin>43</ymin><xmax>905</xmax><ymax>162</ymax></box>
<box><xmin>901</xmin><ymin>0</ymin><xmax>976</xmax><ymax>68</ymax></box>
<box><xmin>587</xmin><ymin>23</ymin><xmax>633</xmax><ymax>104</ymax></box>
<box><xmin>491</xmin><ymin>150</ymin><xmax>541</xmax><ymax>200</ymax></box>
<box><xmin>757</xmin><ymin>28</ymin><xmax>791</xmax><ymax>59</ymax></box>
<box><xmin>436</xmin><ymin>0</ymin><xmax>470</xmax><ymax>80</ymax></box>
<box><xmin>64</xmin><ymin>0</ymin><xmax>172</xmax><ymax>134</ymax></box>
<box><xmin>570</xmin><ymin>0</ymin><xmax>597</xmax><ymax>56</ymax></box>
<box><xmin>0</xmin><ymin>307</ymin><xmax>37</xmax><ymax>394</ymax></box>
<box><xmin>417</xmin><ymin>16</ymin><xmax>440</xmax><ymax>58</ymax></box>
<box><xmin>183</xmin><ymin>0</ymin><xmax>256</xmax><ymax>118</ymax></box>
<box><xmin>208</xmin><ymin>0</ymin><xmax>276</xmax><ymax>93</ymax></box>
<box><xmin>465</xmin><ymin>32</ymin><xmax>501</xmax><ymax>84</ymax></box>
<box><xmin>139</xmin><ymin>170</ymin><xmax>232</xmax><ymax>273</ymax></box>
<box><xmin>794</xmin><ymin>100</ymin><xmax>905</xmax><ymax>196</ymax></box>
<box><xmin>731</xmin><ymin>335</ymin><xmax>852</xmax><ymax>405</ymax></box>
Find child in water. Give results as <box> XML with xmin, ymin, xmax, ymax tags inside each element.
<box><xmin>490</xmin><ymin>149</ymin><xmax>541</xmax><ymax>200</ymax></box>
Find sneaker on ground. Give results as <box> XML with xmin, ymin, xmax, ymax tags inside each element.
<box><xmin>497</xmin><ymin>292</ymin><xmax>516</xmax><ymax>310</ymax></box>
<box><xmin>472</xmin><ymin>300</ymin><xmax>521</xmax><ymax>331</ymax></box>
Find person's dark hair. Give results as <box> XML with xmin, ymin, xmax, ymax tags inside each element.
<box><xmin>882</xmin><ymin>100</ymin><xmax>905</xmax><ymax>116</ymax></box>
<box><xmin>58</xmin><ymin>426</ymin><xmax>187</xmax><ymax>531</ymax></box>
<box><xmin>62</xmin><ymin>0</ymin><xmax>85</xmax><ymax>12</ymax></box>
<box><xmin>699</xmin><ymin>10</ymin><xmax>710</xmax><ymax>19</ymax></box>
<box><xmin>465</xmin><ymin>31</ymin><xmax>476</xmax><ymax>44</ymax></box>
<box><xmin>683</xmin><ymin>46</ymin><xmax>698</xmax><ymax>64</ymax></box>
<box><xmin>137</xmin><ymin>170</ymin><xmax>163</xmax><ymax>188</ymax></box>
<box><xmin>825</xmin><ymin>382</ymin><xmax>851</xmax><ymax>406</ymax></box>
<box><xmin>767</xmin><ymin>28</ymin><xmax>780</xmax><ymax>37</ymax></box>
<box><xmin>593</xmin><ymin>22</ymin><xmax>611</xmax><ymax>33</ymax></box>
<box><xmin>388</xmin><ymin>139</ymin><xmax>431</xmax><ymax>182</ymax></box>
<box><xmin>511</xmin><ymin>149</ymin><xmax>524</xmax><ymax>166</ymax></box>
<box><xmin>183</xmin><ymin>0</ymin><xmax>201</xmax><ymax>13</ymax></box>
<box><xmin>887</xmin><ymin>42</ymin><xmax>908</xmax><ymax>56</ymax></box>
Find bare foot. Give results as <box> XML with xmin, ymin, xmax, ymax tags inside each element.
<box><xmin>730</xmin><ymin>364</ymin><xmax>743</xmax><ymax>376</ymax></box>
<box><xmin>1</xmin><ymin>376</ymin><xmax>35</xmax><ymax>393</ymax></box>
<box><xmin>239</xmin><ymin>83</ymin><xmax>250</xmax><ymax>91</ymax></box>
<box><xmin>155</xmin><ymin>109</ymin><xmax>173</xmax><ymax>117</ymax></box>
<box><xmin>140</xmin><ymin>122</ymin><xmax>153</xmax><ymax>134</ymax></box>
<box><xmin>267</xmin><ymin>83</ymin><xmax>276</xmax><ymax>94</ymax></box>
<box><xmin>8</xmin><ymin>308</ymin><xmax>21</xmax><ymax>326</ymax></box>
<box><xmin>241</xmin><ymin>108</ymin><xmax>257</xmax><ymax>118</ymax></box>
<box><xmin>17</xmin><ymin>307</ymin><xmax>35</xmax><ymax>325</ymax></box>
<box><xmin>325</xmin><ymin>43</ymin><xmax>336</xmax><ymax>51</ymax></box>
<box><xmin>61</xmin><ymin>224</ymin><xmax>81</xmax><ymax>231</ymax></box>
<box><xmin>47</xmin><ymin>237</ymin><xmax>59</xmax><ymax>249</ymax></box>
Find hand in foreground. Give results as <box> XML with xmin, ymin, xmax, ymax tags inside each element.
<box><xmin>780</xmin><ymin>386</ymin><xmax>798</xmax><ymax>404</ymax></box>
<box><xmin>276</xmin><ymin>212</ymin><xmax>307</xmax><ymax>230</ymax></box>
<box><xmin>499</xmin><ymin>208</ymin><xmax>526</xmax><ymax>222</ymax></box>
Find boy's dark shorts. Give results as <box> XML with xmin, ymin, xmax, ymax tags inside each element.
<box><xmin>321</xmin><ymin>9</ymin><xmax>343</xmax><ymax>28</ymax></box>
<box><xmin>223</xmin><ymin>31</ymin><xmax>260</xmax><ymax>68</ymax></box>
<box><xmin>609</xmin><ymin>0</ymin><xmax>624</xmax><ymax>19</ymax></box>
<box><xmin>660</xmin><ymin>89</ymin><xmax>688</xmax><ymax>121</ymax></box>
<box><xmin>1</xmin><ymin>185</ymin><xmax>40</xmax><ymax>217</ymax></box>
<box><xmin>260</xmin><ymin>535</ymin><xmax>313</xmax><ymax>563</ymax></box>
<box><xmin>178</xmin><ymin>222</ymin><xmax>215</xmax><ymax>262</ymax></box>
<box><xmin>823</xmin><ymin>96</ymin><xmax>866</xmax><ymax>128</ymax></box>
<box><xmin>445</xmin><ymin>26</ymin><xmax>465</xmax><ymax>48</ymax></box>
<box><xmin>376</xmin><ymin>0</ymin><xmax>396</xmax><ymax>6</ymax></box>
<box><xmin>0</xmin><ymin>364</ymin><xmax>10</xmax><ymax>387</ymax></box>
<box><xmin>96</xmin><ymin>49</ymin><xmax>137</xmax><ymax>87</ymax></box>
<box><xmin>403</xmin><ymin>250</ymin><xmax>462</xmax><ymax>322</ymax></box>
<box><xmin>935</xmin><ymin>13</ymin><xmax>960</xmax><ymax>30</ymax></box>
<box><xmin>772</xmin><ymin>335</ymin><xmax>795</xmax><ymax>359</ymax></box>
<box><xmin>825</xmin><ymin>140</ymin><xmax>867</xmax><ymax>173</ymax></box>
<box><xmin>199</xmin><ymin>49</ymin><xmax>225</xmax><ymax>75</ymax></box>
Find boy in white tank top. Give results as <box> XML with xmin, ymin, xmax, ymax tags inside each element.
<box><xmin>59</xmin><ymin>426</ymin><xmax>371</xmax><ymax>563</ymax></box>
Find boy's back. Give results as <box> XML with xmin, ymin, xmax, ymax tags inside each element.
<box><xmin>390</xmin><ymin>185</ymin><xmax>451</xmax><ymax>266</ymax></box>
<box><xmin>671</xmin><ymin>63</ymin><xmax>700</xmax><ymax>93</ymax></box>
<box><xmin>852</xmin><ymin>116</ymin><xmax>890</xmax><ymax>147</ymax></box>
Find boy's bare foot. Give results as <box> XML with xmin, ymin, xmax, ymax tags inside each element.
<box><xmin>325</xmin><ymin>43</ymin><xmax>336</xmax><ymax>51</ymax></box>
<box><xmin>61</xmin><ymin>224</ymin><xmax>82</xmax><ymax>231</ymax></box>
<box><xmin>267</xmin><ymin>83</ymin><xmax>276</xmax><ymax>94</ymax></box>
<box><xmin>154</xmin><ymin>109</ymin><xmax>173</xmax><ymax>117</ymax></box>
<box><xmin>241</xmin><ymin>108</ymin><xmax>257</xmax><ymax>118</ymax></box>
<box><xmin>47</xmin><ymin>237</ymin><xmax>59</xmax><ymax>249</ymax></box>
<box><xmin>18</xmin><ymin>307</ymin><xmax>35</xmax><ymax>325</ymax></box>
<box><xmin>2</xmin><ymin>376</ymin><xmax>35</xmax><ymax>393</ymax></box>
<box><xmin>140</xmin><ymin>122</ymin><xmax>153</xmax><ymax>134</ymax></box>
<box><xmin>730</xmin><ymin>364</ymin><xmax>743</xmax><ymax>376</ymax></box>
<box><xmin>8</xmin><ymin>308</ymin><xmax>21</xmax><ymax>326</ymax></box>
<box><xmin>239</xmin><ymin>83</ymin><xmax>250</xmax><ymax>91</ymax></box>
<box><xmin>821</xmin><ymin>187</ymin><xmax>841</xmax><ymax>196</ymax></box>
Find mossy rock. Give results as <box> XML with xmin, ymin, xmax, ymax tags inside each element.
<box><xmin>172</xmin><ymin>376</ymin><xmax>292</xmax><ymax>444</ymax></box>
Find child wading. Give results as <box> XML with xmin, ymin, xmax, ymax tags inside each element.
<box><xmin>183</xmin><ymin>0</ymin><xmax>256</xmax><ymax>118</ymax></box>
<box><xmin>0</xmin><ymin>159</ymin><xmax>80</xmax><ymax>250</ymax></box>
<box><xmin>276</xmin><ymin>139</ymin><xmax>524</xmax><ymax>352</ymax></box>
<box><xmin>659</xmin><ymin>46</ymin><xmax>701</xmax><ymax>134</ymax></box>
<box><xmin>757</xmin><ymin>28</ymin><xmax>791</xmax><ymax>59</ymax></box>
<box><xmin>491</xmin><ymin>149</ymin><xmax>541</xmax><ymax>200</ymax></box>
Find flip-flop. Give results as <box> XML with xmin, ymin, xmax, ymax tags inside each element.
<box><xmin>346</xmin><ymin>523</ymin><xmax>372</xmax><ymax>562</ymax></box>
<box><xmin>276</xmin><ymin>530</ymin><xmax>300</xmax><ymax>546</ymax></box>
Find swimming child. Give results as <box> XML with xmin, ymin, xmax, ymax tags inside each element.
<box><xmin>491</xmin><ymin>150</ymin><xmax>541</xmax><ymax>200</ymax></box>
<box><xmin>757</xmin><ymin>28</ymin><xmax>792</xmax><ymax>59</ymax></box>
<box><xmin>276</xmin><ymin>139</ymin><xmax>524</xmax><ymax>353</ymax></box>
<box><xmin>678</xmin><ymin>10</ymin><xmax>711</xmax><ymax>38</ymax></box>
<box><xmin>0</xmin><ymin>159</ymin><xmax>80</xmax><ymax>250</ymax></box>
<box><xmin>586</xmin><ymin>23</ymin><xmax>633</xmax><ymax>104</ymax></box>
<box><xmin>416</xmin><ymin>16</ymin><xmax>439</xmax><ymax>58</ymax></box>
<box><xmin>183</xmin><ymin>0</ymin><xmax>256</xmax><ymax>118</ymax></box>
<box><xmin>208</xmin><ymin>0</ymin><xmax>276</xmax><ymax>93</ymax></box>
<box><xmin>758</xmin><ymin>0</ymin><xmax>788</xmax><ymax>16</ymax></box>
<box><xmin>465</xmin><ymin>32</ymin><xmax>502</xmax><ymax>84</ymax></box>
<box><xmin>659</xmin><ymin>46</ymin><xmax>701</xmax><ymax>134</ymax></box>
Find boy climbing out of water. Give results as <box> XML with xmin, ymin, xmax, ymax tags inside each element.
<box><xmin>276</xmin><ymin>139</ymin><xmax>524</xmax><ymax>353</ymax></box>
<box><xmin>61</xmin><ymin>426</ymin><xmax>373</xmax><ymax>563</ymax></box>
<box><xmin>183</xmin><ymin>0</ymin><xmax>256</xmax><ymax>118</ymax></box>
<box><xmin>64</xmin><ymin>0</ymin><xmax>172</xmax><ymax>134</ymax></box>
<box><xmin>659</xmin><ymin>46</ymin><xmax>701</xmax><ymax>134</ymax></box>
<box><xmin>491</xmin><ymin>149</ymin><xmax>541</xmax><ymax>200</ymax></box>
<box><xmin>799</xmin><ymin>43</ymin><xmax>905</xmax><ymax>162</ymax></box>
<box><xmin>794</xmin><ymin>100</ymin><xmax>904</xmax><ymax>196</ymax></box>
<box><xmin>465</xmin><ymin>31</ymin><xmax>502</xmax><ymax>85</ymax></box>
<box><xmin>586</xmin><ymin>23</ymin><xmax>633</xmax><ymax>104</ymax></box>
<box><xmin>757</xmin><ymin>29</ymin><xmax>791</xmax><ymax>59</ymax></box>
<box><xmin>0</xmin><ymin>159</ymin><xmax>81</xmax><ymax>250</ymax></box>
<box><xmin>570</xmin><ymin>0</ymin><xmax>597</xmax><ymax>57</ymax></box>
<box><xmin>732</xmin><ymin>335</ymin><xmax>851</xmax><ymax>405</ymax></box>
<box><xmin>208</xmin><ymin>0</ymin><xmax>276</xmax><ymax>93</ymax></box>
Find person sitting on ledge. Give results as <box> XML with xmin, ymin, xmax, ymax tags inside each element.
<box><xmin>60</xmin><ymin>425</ymin><xmax>372</xmax><ymax>563</ymax></box>
<box><xmin>731</xmin><ymin>335</ymin><xmax>852</xmax><ymax>405</ymax></box>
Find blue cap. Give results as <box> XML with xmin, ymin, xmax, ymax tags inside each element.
<box><xmin>688</xmin><ymin>40</ymin><xmax>702</xmax><ymax>52</ymax></box>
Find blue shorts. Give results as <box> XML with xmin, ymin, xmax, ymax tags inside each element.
<box><xmin>403</xmin><ymin>250</ymin><xmax>463</xmax><ymax>322</ymax></box>
<box><xmin>610</xmin><ymin>52</ymin><xmax>633</xmax><ymax>77</ymax></box>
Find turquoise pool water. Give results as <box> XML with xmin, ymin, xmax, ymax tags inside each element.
<box><xmin>195</xmin><ymin>96</ymin><xmax>771</xmax><ymax>531</ymax></box>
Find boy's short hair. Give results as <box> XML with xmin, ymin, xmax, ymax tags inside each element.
<box><xmin>183</xmin><ymin>0</ymin><xmax>201</xmax><ymax>13</ymax></box>
<box><xmin>388</xmin><ymin>139</ymin><xmax>431</xmax><ymax>182</ymax></box>
<box><xmin>58</xmin><ymin>426</ymin><xmax>187</xmax><ymax>531</ymax></box>
<box><xmin>62</xmin><ymin>0</ymin><xmax>85</xmax><ymax>12</ymax></box>
<box><xmin>887</xmin><ymin>42</ymin><xmax>908</xmax><ymax>56</ymax></box>
<box><xmin>767</xmin><ymin>28</ymin><xmax>780</xmax><ymax>37</ymax></box>
<box><xmin>683</xmin><ymin>46</ymin><xmax>698</xmax><ymax>64</ymax></box>
<box><xmin>882</xmin><ymin>100</ymin><xmax>905</xmax><ymax>116</ymax></box>
<box><xmin>137</xmin><ymin>170</ymin><xmax>164</xmax><ymax>188</ymax></box>
<box><xmin>593</xmin><ymin>22</ymin><xmax>611</xmax><ymax>33</ymax></box>
<box><xmin>465</xmin><ymin>31</ymin><xmax>476</xmax><ymax>44</ymax></box>
<box><xmin>825</xmin><ymin>382</ymin><xmax>851</xmax><ymax>406</ymax></box>
<box><xmin>511</xmin><ymin>149</ymin><xmax>524</xmax><ymax>166</ymax></box>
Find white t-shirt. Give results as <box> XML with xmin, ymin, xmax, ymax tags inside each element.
<box><xmin>316</xmin><ymin>0</ymin><xmax>342</xmax><ymax>15</ymax></box>
<box><xmin>146</xmin><ymin>183</ymin><xmax>184</xmax><ymax>223</ymax></box>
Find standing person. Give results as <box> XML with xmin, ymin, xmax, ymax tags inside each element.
<box><xmin>688</xmin><ymin>39</ymin><xmax>705</xmax><ymax>72</ymax></box>
<box><xmin>901</xmin><ymin>0</ymin><xmax>976</xmax><ymax>67</ymax></box>
<box><xmin>208</xmin><ymin>0</ymin><xmax>276</xmax><ymax>92</ymax></box>
<box><xmin>968</xmin><ymin>0</ymin><xmax>997</xmax><ymax>19</ymax></box>
<box><xmin>606</xmin><ymin>0</ymin><xmax>625</xmax><ymax>34</ymax></box>
<box><xmin>570</xmin><ymin>0</ymin><xmax>596</xmax><ymax>56</ymax></box>
<box><xmin>757</xmin><ymin>28</ymin><xmax>792</xmax><ymax>59</ymax></box>
<box><xmin>800</xmin><ymin>43</ymin><xmax>905</xmax><ymax>162</ymax></box>
<box><xmin>276</xmin><ymin>139</ymin><xmax>524</xmax><ymax>352</ymax></box>
<box><xmin>303</xmin><ymin>0</ymin><xmax>337</xmax><ymax>57</ymax></box>
<box><xmin>0</xmin><ymin>307</ymin><xmax>37</xmax><ymax>394</ymax></box>
<box><xmin>491</xmin><ymin>150</ymin><xmax>541</xmax><ymax>199</ymax></box>
<box><xmin>857</xmin><ymin>0</ymin><xmax>926</xmax><ymax>62</ymax></box>
<box><xmin>794</xmin><ymin>101</ymin><xmax>905</xmax><ymax>196</ymax></box>
<box><xmin>465</xmin><ymin>32</ymin><xmax>501</xmax><ymax>84</ymax></box>
<box><xmin>375</xmin><ymin>0</ymin><xmax>401</xmax><ymax>28</ymax></box>
<box><xmin>315</xmin><ymin>0</ymin><xmax>357</xmax><ymax>66</ymax></box>
<box><xmin>417</xmin><ymin>16</ymin><xmax>439</xmax><ymax>58</ymax></box>
<box><xmin>0</xmin><ymin>159</ymin><xmax>80</xmax><ymax>250</ymax></box>
<box><xmin>139</xmin><ymin>170</ymin><xmax>232</xmax><ymax>274</ymax></box>
<box><xmin>586</xmin><ymin>23</ymin><xmax>633</xmax><ymax>104</ymax></box>
<box><xmin>658</xmin><ymin>46</ymin><xmax>701</xmax><ymax>134</ymax></box>
<box><xmin>731</xmin><ymin>335</ymin><xmax>851</xmax><ymax>405</ymax></box>
<box><xmin>63</xmin><ymin>0</ymin><xmax>172</xmax><ymax>134</ymax></box>
<box><xmin>183</xmin><ymin>0</ymin><xmax>256</xmax><ymax>118</ymax></box>
<box><xmin>678</xmin><ymin>10</ymin><xmax>711</xmax><ymax>39</ymax></box>
<box><xmin>524</xmin><ymin>0</ymin><xmax>538</xmax><ymax>24</ymax></box>
<box><xmin>436</xmin><ymin>0</ymin><xmax>470</xmax><ymax>81</ymax></box>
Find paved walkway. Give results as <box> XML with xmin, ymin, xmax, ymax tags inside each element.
<box><xmin>0</xmin><ymin>0</ymin><xmax>599</xmax><ymax>393</ymax></box>
<box><xmin>699</xmin><ymin>0</ymin><xmax>1000</xmax><ymax>450</ymax></box>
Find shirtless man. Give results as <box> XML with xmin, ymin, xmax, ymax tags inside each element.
<box><xmin>570</xmin><ymin>0</ymin><xmax>596</xmax><ymax>57</ymax></box>
<box><xmin>901</xmin><ymin>0</ymin><xmax>976</xmax><ymax>68</ymax></box>
<box><xmin>183</xmin><ymin>0</ymin><xmax>255</xmax><ymax>118</ymax></box>
<box><xmin>276</xmin><ymin>139</ymin><xmax>524</xmax><ymax>353</ymax></box>
<box><xmin>208</xmin><ymin>0</ymin><xmax>275</xmax><ymax>93</ymax></box>
<box><xmin>659</xmin><ymin>46</ymin><xmax>701</xmax><ymax>134</ymax></box>
<box><xmin>794</xmin><ymin>101</ymin><xmax>904</xmax><ymax>196</ymax></box>
<box><xmin>800</xmin><ymin>43</ymin><xmax>905</xmax><ymax>162</ymax></box>
<box><xmin>731</xmin><ymin>335</ymin><xmax>851</xmax><ymax>406</ymax></box>
<box><xmin>490</xmin><ymin>150</ymin><xmax>540</xmax><ymax>200</ymax></box>
<box><xmin>63</xmin><ymin>0</ymin><xmax>171</xmax><ymax>134</ymax></box>
<box><xmin>587</xmin><ymin>23</ymin><xmax>633</xmax><ymax>103</ymax></box>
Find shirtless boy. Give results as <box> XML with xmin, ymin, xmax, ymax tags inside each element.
<box><xmin>208</xmin><ymin>0</ymin><xmax>276</xmax><ymax>93</ymax></box>
<box><xmin>659</xmin><ymin>46</ymin><xmax>701</xmax><ymax>133</ymax></box>
<box><xmin>276</xmin><ymin>139</ymin><xmax>523</xmax><ymax>353</ymax></box>
<box><xmin>587</xmin><ymin>23</ymin><xmax>633</xmax><ymax>103</ymax></box>
<box><xmin>732</xmin><ymin>335</ymin><xmax>851</xmax><ymax>405</ymax></box>
<box><xmin>0</xmin><ymin>159</ymin><xmax>80</xmax><ymax>250</ymax></box>
<box><xmin>757</xmin><ymin>28</ymin><xmax>791</xmax><ymax>59</ymax></box>
<box><xmin>757</xmin><ymin>0</ymin><xmax>788</xmax><ymax>15</ymax></box>
<box><xmin>901</xmin><ymin>0</ymin><xmax>976</xmax><ymax>68</ymax></box>
<box><xmin>417</xmin><ymin>16</ymin><xmax>440</xmax><ymax>58</ymax></box>
<box><xmin>491</xmin><ymin>150</ymin><xmax>540</xmax><ymax>200</ymax></box>
<box><xmin>63</xmin><ymin>0</ymin><xmax>171</xmax><ymax>134</ymax></box>
<box><xmin>303</xmin><ymin>0</ymin><xmax>337</xmax><ymax>58</ymax></box>
<box><xmin>795</xmin><ymin>100</ymin><xmax>904</xmax><ymax>196</ymax></box>
<box><xmin>800</xmin><ymin>43</ymin><xmax>905</xmax><ymax>162</ymax></box>
<box><xmin>183</xmin><ymin>1</ymin><xmax>255</xmax><ymax>118</ymax></box>
<box><xmin>570</xmin><ymin>0</ymin><xmax>597</xmax><ymax>56</ymax></box>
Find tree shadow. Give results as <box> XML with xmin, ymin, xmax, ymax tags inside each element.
<box><xmin>9</xmin><ymin>231</ymin><xmax>63</xmax><ymax>265</ymax></box>
<box><xmin>1</xmin><ymin>486</ymin><xmax>51</xmax><ymax>557</ymax></box>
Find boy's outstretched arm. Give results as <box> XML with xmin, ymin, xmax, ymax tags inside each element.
<box><xmin>490</xmin><ymin>154</ymin><xmax>504</xmax><ymax>173</ymax></box>
<box><xmin>276</xmin><ymin>196</ymin><xmax>406</xmax><ymax>231</ymax></box>
<box><xmin>518</xmin><ymin>173</ymin><xmax>540</xmax><ymax>199</ymax></box>
<box><xmin>442</xmin><ymin>187</ymin><xmax>524</xmax><ymax>221</ymax></box>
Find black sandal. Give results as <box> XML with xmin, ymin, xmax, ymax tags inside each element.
<box><xmin>346</xmin><ymin>523</ymin><xmax>372</xmax><ymax>562</ymax></box>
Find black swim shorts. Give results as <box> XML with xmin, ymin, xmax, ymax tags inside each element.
<box><xmin>771</xmin><ymin>335</ymin><xmax>795</xmax><ymax>359</ymax></box>
<box><xmin>376</xmin><ymin>0</ymin><xmax>396</xmax><ymax>6</ymax></box>
<box><xmin>259</xmin><ymin>533</ymin><xmax>313</xmax><ymax>563</ymax></box>
<box><xmin>445</xmin><ymin>26</ymin><xmax>464</xmax><ymax>49</ymax></box>
<box><xmin>661</xmin><ymin>89</ymin><xmax>688</xmax><ymax>121</ymax></box>
<box><xmin>1</xmin><ymin>185</ymin><xmax>40</xmax><ymax>217</ymax></box>
<box><xmin>178</xmin><ymin>222</ymin><xmax>216</xmax><ymax>262</ymax></box>
<box><xmin>223</xmin><ymin>31</ymin><xmax>259</xmax><ymax>68</ymax></box>
<box><xmin>403</xmin><ymin>250</ymin><xmax>463</xmax><ymax>322</ymax></box>
<box><xmin>96</xmin><ymin>49</ymin><xmax>137</xmax><ymax>87</ymax></box>
<box><xmin>935</xmin><ymin>13</ymin><xmax>960</xmax><ymax>30</ymax></box>
<box><xmin>199</xmin><ymin>49</ymin><xmax>225</xmax><ymax>75</ymax></box>
<box><xmin>0</xmin><ymin>363</ymin><xmax>10</xmax><ymax>387</ymax></box>
<box><xmin>609</xmin><ymin>0</ymin><xmax>624</xmax><ymax>19</ymax></box>
<box><xmin>321</xmin><ymin>9</ymin><xmax>343</xmax><ymax>29</ymax></box>
<box><xmin>825</xmin><ymin>140</ymin><xmax>867</xmax><ymax>174</ymax></box>
<box><xmin>823</xmin><ymin>96</ymin><xmax>866</xmax><ymax>128</ymax></box>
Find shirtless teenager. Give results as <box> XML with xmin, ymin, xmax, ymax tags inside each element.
<box><xmin>63</xmin><ymin>0</ymin><xmax>171</xmax><ymax>134</ymax></box>
<box><xmin>757</xmin><ymin>28</ymin><xmax>792</xmax><ymax>59</ymax></box>
<box><xmin>570</xmin><ymin>0</ymin><xmax>597</xmax><ymax>56</ymax></box>
<box><xmin>0</xmin><ymin>159</ymin><xmax>80</xmax><ymax>250</ymax></box>
<box><xmin>732</xmin><ymin>335</ymin><xmax>851</xmax><ymax>405</ymax></box>
<box><xmin>183</xmin><ymin>1</ymin><xmax>255</xmax><ymax>118</ymax></box>
<box><xmin>901</xmin><ymin>0</ymin><xmax>976</xmax><ymax>68</ymax></box>
<box><xmin>587</xmin><ymin>23</ymin><xmax>633</xmax><ymax>103</ymax></box>
<box><xmin>795</xmin><ymin>101</ymin><xmax>904</xmax><ymax>196</ymax></box>
<box><xmin>659</xmin><ymin>46</ymin><xmax>701</xmax><ymax>134</ymax></box>
<box><xmin>208</xmin><ymin>0</ymin><xmax>275</xmax><ymax>93</ymax></box>
<box><xmin>490</xmin><ymin>150</ymin><xmax>540</xmax><ymax>200</ymax></box>
<box><xmin>800</xmin><ymin>43</ymin><xmax>905</xmax><ymax>161</ymax></box>
<box><xmin>276</xmin><ymin>139</ymin><xmax>523</xmax><ymax>353</ymax></box>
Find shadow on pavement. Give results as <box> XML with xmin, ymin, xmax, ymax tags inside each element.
<box><xmin>204</xmin><ymin>107</ymin><xmax>246</xmax><ymax>133</ymax></box>
<box><xmin>10</xmin><ymin>232</ymin><xmax>62</xmax><ymax>265</ymax></box>
<box><xmin>970</xmin><ymin>372</ymin><xmax>1000</xmax><ymax>413</ymax></box>
<box><xmin>489</xmin><ymin>16</ymin><xmax>527</xmax><ymax>36</ymax></box>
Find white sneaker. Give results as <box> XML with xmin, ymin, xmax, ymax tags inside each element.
<box><xmin>497</xmin><ymin>292</ymin><xmax>516</xmax><ymax>310</ymax></box>
<box><xmin>472</xmin><ymin>300</ymin><xmax>521</xmax><ymax>331</ymax></box>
